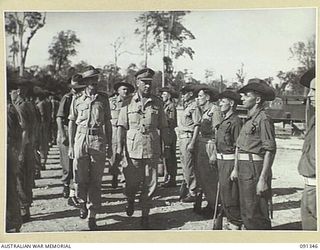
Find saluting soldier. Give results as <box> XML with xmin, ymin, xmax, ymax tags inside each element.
<box><xmin>108</xmin><ymin>81</ymin><xmax>135</xmax><ymax>188</ymax></box>
<box><xmin>6</xmin><ymin>79</ymin><xmax>23</xmax><ymax>232</ymax></box>
<box><xmin>216</xmin><ymin>90</ymin><xmax>242</xmax><ymax>230</ymax></box>
<box><xmin>56</xmin><ymin>74</ymin><xmax>86</xmax><ymax>206</ymax></box>
<box><xmin>68</xmin><ymin>67</ymin><xmax>112</xmax><ymax>230</ymax></box>
<box><xmin>297</xmin><ymin>68</ymin><xmax>316</xmax><ymax>230</ymax></box>
<box><xmin>178</xmin><ymin>85</ymin><xmax>202</xmax><ymax>202</ymax></box>
<box><xmin>231</xmin><ymin>78</ymin><xmax>276</xmax><ymax>230</ymax></box>
<box><xmin>194</xmin><ymin>85</ymin><xmax>222</xmax><ymax>217</ymax></box>
<box><xmin>115</xmin><ymin>68</ymin><xmax>168</xmax><ymax>228</ymax></box>
<box><xmin>10</xmin><ymin>78</ymin><xmax>36</xmax><ymax>222</ymax></box>
<box><xmin>159</xmin><ymin>87</ymin><xmax>178</xmax><ymax>188</ymax></box>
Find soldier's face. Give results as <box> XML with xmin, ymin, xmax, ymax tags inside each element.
<box><xmin>10</xmin><ymin>89</ymin><xmax>19</xmax><ymax>102</ymax></box>
<box><xmin>118</xmin><ymin>86</ymin><xmax>129</xmax><ymax>98</ymax></box>
<box><xmin>161</xmin><ymin>91</ymin><xmax>170</xmax><ymax>102</ymax></box>
<box><xmin>137</xmin><ymin>80</ymin><xmax>151</xmax><ymax>95</ymax></box>
<box><xmin>308</xmin><ymin>78</ymin><xmax>315</xmax><ymax>107</ymax></box>
<box><xmin>197</xmin><ymin>90</ymin><xmax>209</xmax><ymax>106</ymax></box>
<box><xmin>241</xmin><ymin>91</ymin><xmax>258</xmax><ymax>109</ymax></box>
<box><xmin>219</xmin><ymin>98</ymin><xmax>232</xmax><ymax>114</ymax></box>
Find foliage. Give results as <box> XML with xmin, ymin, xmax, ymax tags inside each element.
<box><xmin>289</xmin><ymin>35</ymin><xmax>315</xmax><ymax>69</ymax></box>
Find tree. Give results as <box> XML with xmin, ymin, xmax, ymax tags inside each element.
<box><xmin>5</xmin><ymin>12</ymin><xmax>46</xmax><ymax>76</ymax></box>
<box><xmin>235</xmin><ymin>63</ymin><xmax>246</xmax><ymax>86</ymax></box>
<box><xmin>289</xmin><ymin>35</ymin><xmax>315</xmax><ymax>70</ymax></box>
<box><xmin>48</xmin><ymin>30</ymin><xmax>80</xmax><ymax>76</ymax></box>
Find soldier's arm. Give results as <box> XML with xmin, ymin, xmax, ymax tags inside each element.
<box><xmin>230</xmin><ymin>147</ymin><xmax>239</xmax><ymax>181</ymax></box>
<box><xmin>68</xmin><ymin>97</ymin><xmax>77</xmax><ymax>158</ymax></box>
<box><xmin>56</xmin><ymin>96</ymin><xmax>68</xmax><ymax>139</ymax></box>
<box><xmin>188</xmin><ymin>105</ymin><xmax>201</xmax><ymax>151</ymax></box>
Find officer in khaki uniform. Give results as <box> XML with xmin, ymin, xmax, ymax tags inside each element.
<box><xmin>297</xmin><ymin>68</ymin><xmax>316</xmax><ymax>230</ymax></box>
<box><xmin>10</xmin><ymin>78</ymin><xmax>36</xmax><ymax>223</ymax></box>
<box><xmin>179</xmin><ymin>85</ymin><xmax>202</xmax><ymax>202</ymax></box>
<box><xmin>194</xmin><ymin>85</ymin><xmax>222</xmax><ymax>216</ymax></box>
<box><xmin>216</xmin><ymin>90</ymin><xmax>242</xmax><ymax>229</ymax></box>
<box><xmin>6</xmin><ymin>79</ymin><xmax>23</xmax><ymax>232</ymax></box>
<box><xmin>57</xmin><ymin>74</ymin><xmax>86</xmax><ymax>206</ymax></box>
<box><xmin>116</xmin><ymin>68</ymin><xmax>168</xmax><ymax>228</ymax></box>
<box><xmin>159</xmin><ymin>87</ymin><xmax>178</xmax><ymax>187</ymax></box>
<box><xmin>231</xmin><ymin>78</ymin><xmax>276</xmax><ymax>230</ymax></box>
<box><xmin>108</xmin><ymin>81</ymin><xmax>135</xmax><ymax>188</ymax></box>
<box><xmin>68</xmin><ymin>67</ymin><xmax>112</xmax><ymax>230</ymax></box>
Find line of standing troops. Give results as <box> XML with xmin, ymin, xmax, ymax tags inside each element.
<box><xmin>6</xmin><ymin>66</ymin><xmax>316</xmax><ymax>232</ymax></box>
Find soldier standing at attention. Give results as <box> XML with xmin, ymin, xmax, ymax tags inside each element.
<box><xmin>216</xmin><ymin>90</ymin><xmax>243</xmax><ymax>229</ymax></box>
<box><xmin>297</xmin><ymin>68</ymin><xmax>316</xmax><ymax>230</ymax></box>
<box><xmin>158</xmin><ymin>87</ymin><xmax>178</xmax><ymax>188</ymax></box>
<box><xmin>115</xmin><ymin>68</ymin><xmax>168</xmax><ymax>229</ymax></box>
<box><xmin>10</xmin><ymin>78</ymin><xmax>35</xmax><ymax>223</ymax></box>
<box><xmin>108</xmin><ymin>81</ymin><xmax>135</xmax><ymax>188</ymax></box>
<box><xmin>178</xmin><ymin>85</ymin><xmax>202</xmax><ymax>202</ymax></box>
<box><xmin>231</xmin><ymin>78</ymin><xmax>276</xmax><ymax>230</ymax></box>
<box><xmin>56</xmin><ymin>74</ymin><xmax>86</xmax><ymax>206</ymax></box>
<box><xmin>6</xmin><ymin>79</ymin><xmax>23</xmax><ymax>232</ymax></box>
<box><xmin>68</xmin><ymin>67</ymin><xmax>112</xmax><ymax>230</ymax></box>
<box><xmin>194</xmin><ymin>86</ymin><xmax>222</xmax><ymax>216</ymax></box>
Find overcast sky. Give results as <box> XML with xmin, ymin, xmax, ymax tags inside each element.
<box><xmin>5</xmin><ymin>8</ymin><xmax>316</xmax><ymax>83</ymax></box>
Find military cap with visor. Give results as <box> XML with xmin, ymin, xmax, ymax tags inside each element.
<box><xmin>113</xmin><ymin>81</ymin><xmax>135</xmax><ymax>94</ymax></box>
<box><xmin>219</xmin><ymin>89</ymin><xmax>242</xmax><ymax>104</ymax></box>
<box><xmin>135</xmin><ymin>68</ymin><xmax>155</xmax><ymax>81</ymax></box>
<box><xmin>238</xmin><ymin>78</ymin><xmax>276</xmax><ymax>101</ymax></box>
<box><xmin>299</xmin><ymin>67</ymin><xmax>315</xmax><ymax>88</ymax></box>
<box><xmin>158</xmin><ymin>86</ymin><xmax>179</xmax><ymax>99</ymax></box>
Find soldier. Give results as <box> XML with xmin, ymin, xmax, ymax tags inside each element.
<box><xmin>68</xmin><ymin>67</ymin><xmax>112</xmax><ymax>230</ymax></box>
<box><xmin>10</xmin><ymin>78</ymin><xmax>36</xmax><ymax>222</ymax></box>
<box><xmin>115</xmin><ymin>68</ymin><xmax>168</xmax><ymax>228</ymax></box>
<box><xmin>297</xmin><ymin>68</ymin><xmax>316</xmax><ymax>230</ymax></box>
<box><xmin>56</xmin><ymin>74</ymin><xmax>86</xmax><ymax>206</ymax></box>
<box><xmin>50</xmin><ymin>95</ymin><xmax>60</xmax><ymax>145</ymax></box>
<box><xmin>178</xmin><ymin>85</ymin><xmax>202</xmax><ymax>202</ymax></box>
<box><xmin>6</xmin><ymin>79</ymin><xmax>23</xmax><ymax>232</ymax></box>
<box><xmin>216</xmin><ymin>90</ymin><xmax>243</xmax><ymax>229</ymax></box>
<box><xmin>108</xmin><ymin>81</ymin><xmax>135</xmax><ymax>188</ymax></box>
<box><xmin>194</xmin><ymin>85</ymin><xmax>222</xmax><ymax>216</ymax></box>
<box><xmin>231</xmin><ymin>78</ymin><xmax>276</xmax><ymax>230</ymax></box>
<box><xmin>159</xmin><ymin>87</ymin><xmax>178</xmax><ymax>188</ymax></box>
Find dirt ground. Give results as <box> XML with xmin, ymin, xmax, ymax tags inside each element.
<box><xmin>17</xmin><ymin>123</ymin><xmax>306</xmax><ymax>232</ymax></box>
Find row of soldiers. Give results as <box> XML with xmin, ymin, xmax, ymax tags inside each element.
<box><xmin>6</xmin><ymin>65</ymin><xmax>316</xmax><ymax>232</ymax></box>
<box><xmin>7</xmin><ymin>78</ymin><xmax>60</xmax><ymax>232</ymax></box>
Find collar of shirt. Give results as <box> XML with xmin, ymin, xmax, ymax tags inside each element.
<box><xmin>222</xmin><ymin>111</ymin><xmax>235</xmax><ymax>122</ymax></box>
<box><xmin>183</xmin><ymin>99</ymin><xmax>194</xmax><ymax>109</ymax></box>
<box><xmin>201</xmin><ymin>102</ymin><xmax>213</xmax><ymax>114</ymax></box>
<box><xmin>246</xmin><ymin>106</ymin><xmax>264</xmax><ymax>121</ymax></box>
<box><xmin>14</xmin><ymin>95</ymin><xmax>25</xmax><ymax>105</ymax></box>
<box><xmin>133</xmin><ymin>92</ymin><xmax>153</xmax><ymax>107</ymax></box>
<box><xmin>164</xmin><ymin>99</ymin><xmax>173</xmax><ymax>109</ymax></box>
<box><xmin>82</xmin><ymin>92</ymin><xmax>98</xmax><ymax>102</ymax></box>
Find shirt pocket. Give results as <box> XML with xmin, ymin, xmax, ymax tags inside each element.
<box><xmin>126</xmin><ymin>130</ymin><xmax>136</xmax><ymax>152</ymax></box>
<box><xmin>91</xmin><ymin>102</ymin><xmax>105</xmax><ymax>125</ymax></box>
<box><xmin>78</xmin><ymin>103</ymin><xmax>89</xmax><ymax>120</ymax></box>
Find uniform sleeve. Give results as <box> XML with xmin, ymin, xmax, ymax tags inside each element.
<box><xmin>68</xmin><ymin>97</ymin><xmax>77</xmax><ymax>121</ymax></box>
<box><xmin>210</xmin><ymin>105</ymin><xmax>223</xmax><ymax>129</ymax></box>
<box><xmin>117</xmin><ymin>105</ymin><xmax>129</xmax><ymax>130</ymax></box>
<box><xmin>14</xmin><ymin>103</ymin><xmax>28</xmax><ymax>130</ymax></box>
<box><xmin>158</xmin><ymin>102</ymin><xmax>168</xmax><ymax>129</ymax></box>
<box><xmin>37</xmin><ymin>102</ymin><xmax>45</xmax><ymax>117</ymax></box>
<box><xmin>260</xmin><ymin>117</ymin><xmax>276</xmax><ymax>152</ymax></box>
<box><xmin>104</xmin><ymin>98</ymin><xmax>112</xmax><ymax>121</ymax></box>
<box><xmin>192</xmin><ymin>105</ymin><xmax>202</xmax><ymax>126</ymax></box>
<box><xmin>56</xmin><ymin>95</ymin><xmax>67</xmax><ymax>118</ymax></box>
<box><xmin>232</xmin><ymin>118</ymin><xmax>242</xmax><ymax>145</ymax></box>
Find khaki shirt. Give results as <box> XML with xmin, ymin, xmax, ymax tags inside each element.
<box><xmin>163</xmin><ymin>100</ymin><xmax>177</xmax><ymax>129</ymax></box>
<box><xmin>199</xmin><ymin>102</ymin><xmax>223</xmax><ymax>138</ymax></box>
<box><xmin>69</xmin><ymin>92</ymin><xmax>111</xmax><ymax>128</ymax></box>
<box><xmin>236</xmin><ymin>107</ymin><xmax>276</xmax><ymax>155</ymax></box>
<box><xmin>179</xmin><ymin>100</ymin><xmax>201</xmax><ymax>133</ymax></box>
<box><xmin>216</xmin><ymin>112</ymin><xmax>242</xmax><ymax>154</ymax></box>
<box><xmin>117</xmin><ymin>93</ymin><xmax>168</xmax><ymax>159</ymax></box>
<box><xmin>7</xmin><ymin>103</ymin><xmax>22</xmax><ymax>150</ymax></box>
<box><xmin>13</xmin><ymin>96</ymin><xmax>33</xmax><ymax>142</ymax></box>
<box><xmin>298</xmin><ymin>115</ymin><xmax>315</xmax><ymax>177</ymax></box>
<box><xmin>109</xmin><ymin>95</ymin><xmax>123</xmax><ymax>127</ymax></box>
<box><xmin>57</xmin><ymin>92</ymin><xmax>73</xmax><ymax>126</ymax></box>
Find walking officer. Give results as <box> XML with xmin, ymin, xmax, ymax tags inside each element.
<box><xmin>178</xmin><ymin>85</ymin><xmax>202</xmax><ymax>202</ymax></box>
<box><xmin>68</xmin><ymin>67</ymin><xmax>112</xmax><ymax>230</ymax></box>
<box><xmin>56</xmin><ymin>74</ymin><xmax>86</xmax><ymax>206</ymax></box>
<box><xmin>297</xmin><ymin>68</ymin><xmax>316</xmax><ymax>230</ymax></box>
<box><xmin>159</xmin><ymin>87</ymin><xmax>178</xmax><ymax>188</ymax></box>
<box><xmin>108</xmin><ymin>81</ymin><xmax>135</xmax><ymax>188</ymax></box>
<box><xmin>231</xmin><ymin>78</ymin><xmax>276</xmax><ymax>230</ymax></box>
<box><xmin>115</xmin><ymin>68</ymin><xmax>168</xmax><ymax>228</ymax></box>
<box><xmin>216</xmin><ymin>90</ymin><xmax>243</xmax><ymax>229</ymax></box>
<box><xmin>194</xmin><ymin>85</ymin><xmax>222</xmax><ymax>216</ymax></box>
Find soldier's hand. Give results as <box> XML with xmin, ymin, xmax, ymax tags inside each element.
<box><xmin>230</xmin><ymin>169</ymin><xmax>238</xmax><ymax>181</ymax></box>
<box><xmin>62</xmin><ymin>136</ymin><xmax>69</xmax><ymax>146</ymax></box>
<box><xmin>209</xmin><ymin>154</ymin><xmax>217</xmax><ymax>167</ymax></box>
<box><xmin>68</xmin><ymin>147</ymin><xmax>74</xmax><ymax>159</ymax></box>
<box><xmin>106</xmin><ymin>146</ymin><xmax>113</xmax><ymax>159</ymax></box>
<box><xmin>256</xmin><ymin>178</ymin><xmax>268</xmax><ymax>196</ymax></box>
<box><xmin>187</xmin><ymin>143</ymin><xmax>194</xmax><ymax>152</ymax></box>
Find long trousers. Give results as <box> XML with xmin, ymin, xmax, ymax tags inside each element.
<box><xmin>163</xmin><ymin>130</ymin><xmax>177</xmax><ymax>180</ymax></box>
<box><xmin>123</xmin><ymin>158</ymin><xmax>157</xmax><ymax>217</ymax></box>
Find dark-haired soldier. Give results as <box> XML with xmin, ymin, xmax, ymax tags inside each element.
<box><xmin>216</xmin><ymin>90</ymin><xmax>243</xmax><ymax>229</ymax></box>
<box><xmin>231</xmin><ymin>79</ymin><xmax>276</xmax><ymax>230</ymax></box>
<box><xmin>297</xmin><ymin>68</ymin><xmax>316</xmax><ymax>231</ymax></box>
<box><xmin>108</xmin><ymin>81</ymin><xmax>135</xmax><ymax>188</ymax></box>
